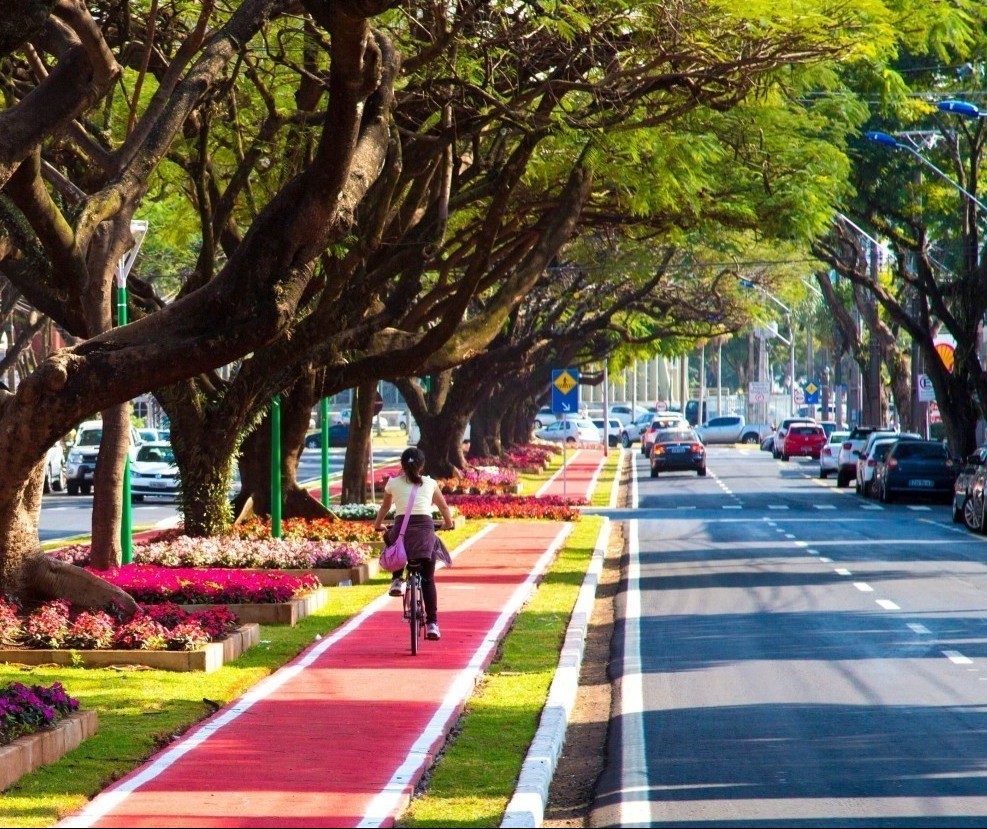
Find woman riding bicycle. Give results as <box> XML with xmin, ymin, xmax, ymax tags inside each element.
<box><xmin>373</xmin><ymin>447</ymin><xmax>455</xmax><ymax>640</ymax></box>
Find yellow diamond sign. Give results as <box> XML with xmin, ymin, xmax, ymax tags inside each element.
<box><xmin>805</xmin><ymin>382</ymin><xmax>818</xmax><ymax>396</ymax></box>
<box><xmin>553</xmin><ymin>370</ymin><xmax>578</xmax><ymax>395</ymax></box>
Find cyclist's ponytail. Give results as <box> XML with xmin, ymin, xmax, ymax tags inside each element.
<box><xmin>400</xmin><ymin>447</ymin><xmax>426</xmax><ymax>485</ymax></box>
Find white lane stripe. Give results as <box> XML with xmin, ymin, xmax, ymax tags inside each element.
<box><xmin>944</xmin><ymin>650</ymin><xmax>974</xmax><ymax>665</ymax></box>
<box><xmin>819</xmin><ymin>557</ymin><xmax>833</xmax><ymax>562</ymax></box>
<box><xmin>358</xmin><ymin>523</ymin><xmax>574</xmax><ymax>828</ymax></box>
<box><xmin>907</xmin><ymin>505</ymin><xmax>931</xmax><ymax>511</ymax></box>
<box><xmin>835</xmin><ymin>568</ymin><xmax>852</xmax><ymax>576</ymax></box>
<box><xmin>59</xmin><ymin>524</ymin><xmax>502</xmax><ymax>829</ymax></box>
<box><xmin>853</xmin><ymin>582</ymin><xmax>874</xmax><ymax>593</ymax></box>
<box><xmin>722</xmin><ymin>505</ymin><xmax>742</xmax><ymax>510</ymax></box>
<box><xmin>619</xmin><ymin>502</ymin><xmax>651</xmax><ymax>826</ymax></box>
<box><xmin>784</xmin><ymin>534</ymin><xmax>796</xmax><ymax>539</ymax></box>
<box><xmin>876</xmin><ymin>599</ymin><xmax>900</xmax><ymax>610</ymax></box>
<box><xmin>807</xmin><ymin>549</ymin><xmax>820</xmax><ymax>555</ymax></box>
<box><xmin>814</xmin><ymin>504</ymin><xmax>837</xmax><ymax>510</ymax></box>
<box><xmin>608</xmin><ymin>450</ymin><xmax>624</xmax><ymax>509</ymax></box>
<box><xmin>767</xmin><ymin>505</ymin><xmax>789</xmax><ymax>510</ymax></box>
<box><xmin>860</xmin><ymin>504</ymin><xmax>883</xmax><ymax>510</ymax></box>
<box><xmin>535</xmin><ymin>449</ymin><xmax>584</xmax><ymax>497</ymax></box>
<box><xmin>907</xmin><ymin>623</ymin><xmax>931</xmax><ymax>635</ymax></box>
<box><xmin>794</xmin><ymin>541</ymin><xmax>807</xmax><ymax>548</ymax></box>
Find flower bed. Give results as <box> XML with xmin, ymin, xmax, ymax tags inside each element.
<box><xmin>229</xmin><ymin>516</ymin><xmax>379</xmax><ymax>545</ymax></box>
<box><xmin>0</xmin><ymin>682</ymin><xmax>96</xmax><ymax>790</ymax></box>
<box><xmin>444</xmin><ymin>494</ymin><xmax>585</xmax><ymax>521</ymax></box>
<box><xmin>52</xmin><ymin>534</ymin><xmax>371</xmax><ymax>571</ymax></box>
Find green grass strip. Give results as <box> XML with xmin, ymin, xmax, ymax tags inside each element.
<box><xmin>590</xmin><ymin>448</ymin><xmax>622</xmax><ymax>507</ymax></box>
<box><xmin>400</xmin><ymin>514</ymin><xmax>605</xmax><ymax>827</ymax></box>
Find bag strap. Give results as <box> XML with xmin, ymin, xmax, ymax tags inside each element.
<box><xmin>398</xmin><ymin>484</ymin><xmax>419</xmax><ymax>538</ymax></box>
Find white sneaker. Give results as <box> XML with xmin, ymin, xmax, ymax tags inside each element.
<box><xmin>389</xmin><ymin>578</ymin><xmax>405</xmax><ymax>597</ymax></box>
<box><xmin>426</xmin><ymin>623</ymin><xmax>441</xmax><ymax>640</ymax></box>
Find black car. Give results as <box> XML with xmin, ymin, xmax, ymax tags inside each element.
<box><xmin>875</xmin><ymin>439</ymin><xmax>958</xmax><ymax>503</ymax></box>
<box><xmin>952</xmin><ymin>446</ymin><xmax>987</xmax><ymax>526</ymax></box>
<box><xmin>650</xmin><ymin>428</ymin><xmax>706</xmax><ymax>478</ymax></box>
<box><xmin>304</xmin><ymin>423</ymin><xmax>350</xmax><ymax>448</ymax></box>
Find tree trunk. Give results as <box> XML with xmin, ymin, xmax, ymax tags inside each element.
<box><xmin>88</xmin><ymin>403</ymin><xmax>129</xmax><ymax>570</ymax></box>
<box><xmin>467</xmin><ymin>398</ymin><xmax>502</xmax><ymax>459</ymax></box>
<box><xmin>340</xmin><ymin>380</ymin><xmax>375</xmax><ymax>504</ymax></box>
<box><xmin>417</xmin><ymin>410</ymin><xmax>469</xmax><ymax>478</ymax></box>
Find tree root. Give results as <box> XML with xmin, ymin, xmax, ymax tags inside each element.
<box><xmin>16</xmin><ymin>553</ymin><xmax>139</xmax><ymax>617</ymax></box>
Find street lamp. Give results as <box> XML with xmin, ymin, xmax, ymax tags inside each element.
<box><xmin>739</xmin><ymin>280</ymin><xmax>797</xmax><ymax>416</ymax></box>
<box><xmin>938</xmin><ymin>100</ymin><xmax>983</xmax><ymax>119</ymax></box>
<box><xmin>864</xmin><ymin>130</ymin><xmax>987</xmax><ymax>212</ymax></box>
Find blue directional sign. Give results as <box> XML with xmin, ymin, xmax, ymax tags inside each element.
<box><xmin>802</xmin><ymin>380</ymin><xmax>820</xmax><ymax>406</ymax></box>
<box><xmin>551</xmin><ymin>368</ymin><xmax>580</xmax><ymax>415</ymax></box>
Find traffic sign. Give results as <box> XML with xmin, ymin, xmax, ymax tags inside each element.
<box><xmin>551</xmin><ymin>368</ymin><xmax>580</xmax><ymax>415</ymax></box>
<box><xmin>929</xmin><ymin>401</ymin><xmax>942</xmax><ymax>424</ymax></box>
<box><xmin>917</xmin><ymin>373</ymin><xmax>936</xmax><ymax>402</ymax></box>
<box><xmin>373</xmin><ymin>391</ymin><xmax>384</xmax><ymax>416</ymax></box>
<box><xmin>802</xmin><ymin>381</ymin><xmax>820</xmax><ymax>405</ymax></box>
<box><xmin>655</xmin><ymin>400</ymin><xmax>668</xmax><ymax>412</ymax></box>
<box><xmin>748</xmin><ymin>381</ymin><xmax>770</xmax><ymax>396</ymax></box>
<box><xmin>793</xmin><ymin>387</ymin><xmax>805</xmax><ymax>405</ymax></box>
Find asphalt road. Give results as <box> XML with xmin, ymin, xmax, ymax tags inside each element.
<box><xmin>593</xmin><ymin>444</ymin><xmax>987</xmax><ymax>827</ymax></box>
<box><xmin>38</xmin><ymin>445</ymin><xmax>403</xmax><ymax>545</ymax></box>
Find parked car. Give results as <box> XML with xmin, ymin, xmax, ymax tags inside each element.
<box><xmin>332</xmin><ymin>408</ymin><xmax>388</xmax><ymax>429</ymax></box>
<box><xmin>874</xmin><ymin>439</ymin><xmax>958</xmax><ymax>503</ymax></box>
<box><xmin>619</xmin><ymin>411</ymin><xmax>658</xmax><ymax>448</ymax></box>
<box><xmin>819</xmin><ymin>430</ymin><xmax>849</xmax><ymax>479</ymax></box>
<box><xmin>642</xmin><ymin>414</ymin><xmax>690</xmax><ymax>456</ymax></box>
<box><xmin>534</xmin><ymin>406</ymin><xmax>557</xmax><ymax>429</ymax></box>
<box><xmin>534</xmin><ymin>418</ymin><xmax>601</xmax><ymax>444</ymax></box>
<box><xmin>65</xmin><ymin>420</ymin><xmax>143</xmax><ymax>495</ymax></box>
<box><xmin>697</xmin><ymin>415</ymin><xmax>773</xmax><ymax>445</ymax></box>
<box><xmin>952</xmin><ymin>447</ymin><xmax>987</xmax><ymax>526</ymax></box>
<box><xmin>43</xmin><ymin>441</ymin><xmax>66</xmax><ymax>493</ymax></box>
<box><xmin>835</xmin><ymin>426</ymin><xmax>895</xmax><ymax>488</ymax></box>
<box><xmin>818</xmin><ymin>420</ymin><xmax>838</xmax><ymax>438</ymax></box>
<box><xmin>779</xmin><ymin>423</ymin><xmax>827</xmax><ymax>461</ymax></box>
<box><xmin>856</xmin><ymin>432</ymin><xmax>920</xmax><ymax>496</ymax></box>
<box><xmin>608</xmin><ymin>403</ymin><xmax>650</xmax><ymax>427</ymax></box>
<box><xmin>130</xmin><ymin>442</ymin><xmax>179</xmax><ymax>501</ymax></box>
<box><xmin>304</xmin><ymin>423</ymin><xmax>351</xmax><ymax>448</ymax></box>
<box><xmin>772</xmin><ymin>416</ymin><xmax>816</xmax><ymax>459</ymax></box>
<box><xmin>138</xmin><ymin>427</ymin><xmax>170</xmax><ymax>443</ymax></box>
<box><xmin>592</xmin><ymin>417</ymin><xmax>623</xmax><ymax>448</ymax></box>
<box><xmin>649</xmin><ymin>427</ymin><xmax>707</xmax><ymax>477</ymax></box>
<box><xmin>858</xmin><ymin>440</ymin><xmax>899</xmax><ymax>498</ymax></box>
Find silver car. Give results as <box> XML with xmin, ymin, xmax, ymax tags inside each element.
<box><xmin>819</xmin><ymin>430</ymin><xmax>848</xmax><ymax>479</ymax></box>
<box><xmin>534</xmin><ymin>418</ymin><xmax>601</xmax><ymax>444</ymax></box>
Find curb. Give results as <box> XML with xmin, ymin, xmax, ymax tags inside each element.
<box><xmin>500</xmin><ymin>516</ymin><xmax>612</xmax><ymax>828</ymax></box>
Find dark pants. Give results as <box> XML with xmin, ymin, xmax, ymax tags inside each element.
<box><xmin>395</xmin><ymin>558</ymin><xmax>437</xmax><ymax>624</ymax></box>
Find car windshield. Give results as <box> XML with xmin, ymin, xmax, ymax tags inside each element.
<box><xmin>657</xmin><ymin>430</ymin><xmax>696</xmax><ymax>443</ymax></box>
<box><xmin>791</xmin><ymin>426</ymin><xmax>821</xmax><ymax>436</ymax></box>
<box><xmin>893</xmin><ymin>442</ymin><xmax>948</xmax><ymax>460</ymax></box>
<box><xmin>76</xmin><ymin>429</ymin><xmax>102</xmax><ymax>446</ymax></box>
<box><xmin>137</xmin><ymin>445</ymin><xmax>175</xmax><ymax>463</ymax></box>
<box><xmin>829</xmin><ymin>432</ymin><xmax>849</xmax><ymax>444</ymax></box>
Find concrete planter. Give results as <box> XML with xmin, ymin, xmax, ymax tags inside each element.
<box><xmin>178</xmin><ymin>587</ymin><xmax>330</xmax><ymax>626</ymax></box>
<box><xmin>236</xmin><ymin>560</ymin><xmax>380</xmax><ymax>586</ymax></box>
<box><xmin>0</xmin><ymin>624</ymin><xmax>259</xmax><ymax>674</ymax></box>
<box><xmin>0</xmin><ymin>710</ymin><xmax>98</xmax><ymax>791</ymax></box>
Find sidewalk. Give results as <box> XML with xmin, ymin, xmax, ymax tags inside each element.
<box><xmin>57</xmin><ymin>449</ymin><xmax>611</xmax><ymax>828</ymax></box>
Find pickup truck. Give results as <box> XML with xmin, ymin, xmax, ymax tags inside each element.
<box><xmin>696</xmin><ymin>415</ymin><xmax>773</xmax><ymax>445</ymax></box>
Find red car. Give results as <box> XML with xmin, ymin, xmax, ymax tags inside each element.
<box><xmin>780</xmin><ymin>423</ymin><xmax>826</xmax><ymax>461</ymax></box>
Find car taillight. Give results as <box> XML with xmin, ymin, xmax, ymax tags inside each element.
<box><xmin>691</xmin><ymin>443</ymin><xmax>704</xmax><ymax>452</ymax></box>
<box><xmin>653</xmin><ymin>446</ymin><xmax>665</xmax><ymax>455</ymax></box>
<box><xmin>822</xmin><ymin>447</ymin><xmax>831</xmax><ymax>456</ymax></box>
<box><xmin>842</xmin><ymin>442</ymin><xmax>852</xmax><ymax>450</ymax></box>
<box><xmin>887</xmin><ymin>459</ymin><xmax>898</xmax><ymax>469</ymax></box>
<box><xmin>867</xmin><ymin>459</ymin><xmax>876</xmax><ymax>467</ymax></box>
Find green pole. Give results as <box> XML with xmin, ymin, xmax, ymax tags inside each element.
<box><xmin>118</xmin><ymin>282</ymin><xmax>133</xmax><ymax>564</ymax></box>
<box><xmin>320</xmin><ymin>397</ymin><xmax>330</xmax><ymax>507</ymax></box>
<box><xmin>271</xmin><ymin>395</ymin><xmax>282</xmax><ymax>538</ymax></box>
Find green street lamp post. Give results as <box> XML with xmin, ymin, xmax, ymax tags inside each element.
<box><xmin>271</xmin><ymin>395</ymin><xmax>282</xmax><ymax>538</ymax></box>
<box><xmin>320</xmin><ymin>397</ymin><xmax>330</xmax><ymax>507</ymax></box>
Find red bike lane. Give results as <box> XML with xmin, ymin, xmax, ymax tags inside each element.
<box><xmin>535</xmin><ymin>447</ymin><xmax>607</xmax><ymax>501</ymax></box>
<box><xmin>59</xmin><ymin>520</ymin><xmax>572</xmax><ymax>829</ymax></box>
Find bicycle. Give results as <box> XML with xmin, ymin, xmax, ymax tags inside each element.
<box><xmin>403</xmin><ymin>560</ymin><xmax>427</xmax><ymax>654</ymax></box>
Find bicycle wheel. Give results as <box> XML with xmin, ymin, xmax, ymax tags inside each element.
<box><xmin>409</xmin><ymin>575</ymin><xmax>420</xmax><ymax>655</ymax></box>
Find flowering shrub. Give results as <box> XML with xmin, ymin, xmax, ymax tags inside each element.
<box><xmin>65</xmin><ymin>611</ymin><xmax>116</xmax><ymax>649</ymax></box>
<box><xmin>230</xmin><ymin>516</ymin><xmax>378</xmax><ymax>545</ymax></box>
<box><xmin>22</xmin><ymin>600</ymin><xmax>71</xmax><ymax>648</ymax></box>
<box><xmin>0</xmin><ymin>599</ymin><xmax>239</xmax><ymax>652</ymax></box>
<box><xmin>0</xmin><ymin>681</ymin><xmax>79</xmax><ymax>747</ymax></box>
<box><xmin>0</xmin><ymin>599</ymin><xmax>22</xmax><ymax>644</ymax></box>
<box><xmin>330</xmin><ymin>502</ymin><xmax>458</xmax><ymax>523</ymax></box>
<box><xmin>90</xmin><ymin>565</ymin><xmax>321</xmax><ymax>604</ymax></box>
<box><xmin>436</xmin><ymin>466</ymin><xmax>519</xmax><ymax>496</ymax></box>
<box><xmin>444</xmin><ymin>494</ymin><xmax>584</xmax><ymax>521</ymax></box>
<box><xmin>52</xmin><ymin>536</ymin><xmax>371</xmax><ymax>571</ymax></box>
<box><xmin>470</xmin><ymin>445</ymin><xmax>557</xmax><ymax>470</ymax></box>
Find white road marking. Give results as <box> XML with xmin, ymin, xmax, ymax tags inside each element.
<box><xmin>835</xmin><ymin>568</ymin><xmax>852</xmax><ymax>576</ymax></box>
<box><xmin>853</xmin><ymin>582</ymin><xmax>874</xmax><ymax>593</ymax></box>
<box><xmin>876</xmin><ymin>599</ymin><xmax>900</xmax><ymax>610</ymax></box>
<box><xmin>794</xmin><ymin>541</ymin><xmax>807</xmax><ymax>548</ymax></box>
<box><xmin>907</xmin><ymin>623</ymin><xmax>931</xmax><ymax>635</ymax></box>
<box><xmin>860</xmin><ymin>504</ymin><xmax>883</xmax><ymax>511</ymax></box>
<box><xmin>721</xmin><ymin>505</ymin><xmax>742</xmax><ymax>510</ymax></box>
<box><xmin>819</xmin><ymin>557</ymin><xmax>833</xmax><ymax>562</ymax></box>
<box><xmin>813</xmin><ymin>504</ymin><xmax>837</xmax><ymax>510</ymax></box>
<box><xmin>907</xmin><ymin>505</ymin><xmax>931</xmax><ymax>511</ymax></box>
<box><xmin>807</xmin><ymin>549</ymin><xmax>820</xmax><ymax>555</ymax></box>
<box><xmin>944</xmin><ymin>650</ymin><xmax>974</xmax><ymax>665</ymax></box>
<box><xmin>767</xmin><ymin>505</ymin><xmax>789</xmax><ymax>510</ymax></box>
<box><xmin>784</xmin><ymin>534</ymin><xmax>796</xmax><ymax>539</ymax></box>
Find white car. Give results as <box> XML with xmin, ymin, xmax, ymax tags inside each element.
<box><xmin>130</xmin><ymin>441</ymin><xmax>180</xmax><ymax>501</ymax></box>
<box><xmin>332</xmin><ymin>408</ymin><xmax>388</xmax><ymax>429</ymax></box>
<box><xmin>819</xmin><ymin>430</ymin><xmax>849</xmax><ymax>479</ymax></box>
<box><xmin>855</xmin><ymin>431</ymin><xmax>921</xmax><ymax>496</ymax></box>
<box><xmin>619</xmin><ymin>411</ymin><xmax>658</xmax><ymax>447</ymax></box>
<box><xmin>65</xmin><ymin>419</ymin><xmax>144</xmax><ymax>495</ymax></box>
<box><xmin>43</xmin><ymin>441</ymin><xmax>66</xmax><ymax>493</ymax></box>
<box><xmin>534</xmin><ymin>418</ymin><xmax>601</xmax><ymax>444</ymax></box>
<box><xmin>534</xmin><ymin>406</ymin><xmax>558</xmax><ymax>429</ymax></box>
<box><xmin>608</xmin><ymin>403</ymin><xmax>650</xmax><ymax>427</ymax></box>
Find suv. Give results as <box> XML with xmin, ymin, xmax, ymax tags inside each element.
<box><xmin>835</xmin><ymin>426</ymin><xmax>895</xmax><ymax>488</ymax></box>
<box><xmin>620</xmin><ymin>411</ymin><xmax>658</xmax><ymax>448</ymax></box>
<box><xmin>855</xmin><ymin>432</ymin><xmax>921</xmax><ymax>495</ymax></box>
<box><xmin>65</xmin><ymin>420</ymin><xmax>143</xmax><ymax>495</ymax></box>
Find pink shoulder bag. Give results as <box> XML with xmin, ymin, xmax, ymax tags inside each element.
<box><xmin>379</xmin><ymin>484</ymin><xmax>419</xmax><ymax>572</ymax></box>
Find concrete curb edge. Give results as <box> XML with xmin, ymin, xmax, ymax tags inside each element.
<box><xmin>500</xmin><ymin>515</ymin><xmax>612</xmax><ymax>828</ymax></box>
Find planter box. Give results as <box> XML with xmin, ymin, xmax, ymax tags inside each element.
<box><xmin>236</xmin><ymin>560</ymin><xmax>380</xmax><ymax>586</ymax></box>
<box><xmin>178</xmin><ymin>587</ymin><xmax>330</xmax><ymax>626</ymax></box>
<box><xmin>519</xmin><ymin>466</ymin><xmax>546</xmax><ymax>475</ymax></box>
<box><xmin>0</xmin><ymin>624</ymin><xmax>259</xmax><ymax>674</ymax></box>
<box><xmin>0</xmin><ymin>710</ymin><xmax>97</xmax><ymax>791</ymax></box>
